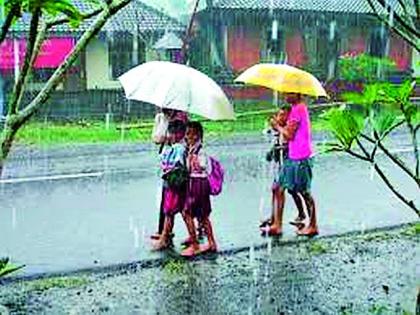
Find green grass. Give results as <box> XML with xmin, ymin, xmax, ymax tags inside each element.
<box><xmin>14</xmin><ymin>108</ymin><xmax>328</xmax><ymax>147</ymax></box>
<box><xmin>401</xmin><ymin>222</ymin><xmax>420</xmax><ymax>237</ymax></box>
<box><xmin>307</xmin><ymin>241</ymin><xmax>329</xmax><ymax>255</ymax></box>
<box><xmin>27</xmin><ymin>276</ymin><xmax>89</xmax><ymax>292</ymax></box>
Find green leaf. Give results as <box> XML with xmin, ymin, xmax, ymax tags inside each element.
<box><xmin>0</xmin><ymin>264</ymin><xmax>25</xmax><ymax>277</ymax></box>
<box><xmin>317</xmin><ymin>141</ymin><xmax>345</xmax><ymax>154</ymax></box>
<box><xmin>322</xmin><ymin>107</ymin><xmax>365</xmax><ymax>149</ymax></box>
<box><xmin>0</xmin><ymin>257</ymin><xmax>9</xmax><ymax>271</ymax></box>
<box><xmin>371</xmin><ymin>110</ymin><xmax>398</xmax><ymax>137</ymax></box>
<box><xmin>0</xmin><ymin>257</ymin><xmax>25</xmax><ymax>278</ymax></box>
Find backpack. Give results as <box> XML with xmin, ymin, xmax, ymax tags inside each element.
<box><xmin>208</xmin><ymin>156</ymin><xmax>224</xmax><ymax>196</ymax></box>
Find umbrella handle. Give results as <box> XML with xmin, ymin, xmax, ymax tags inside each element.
<box><xmin>279</xmin><ymin>133</ymin><xmax>284</xmax><ymax>165</ymax></box>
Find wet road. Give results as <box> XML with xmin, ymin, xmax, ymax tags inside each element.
<box><xmin>0</xmin><ymin>134</ymin><xmax>418</xmax><ymax>275</ymax></box>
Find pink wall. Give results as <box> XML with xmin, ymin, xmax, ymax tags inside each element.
<box><xmin>0</xmin><ymin>37</ymin><xmax>74</xmax><ymax>69</ymax></box>
<box><xmin>228</xmin><ymin>26</ymin><xmax>260</xmax><ymax>72</ymax></box>
<box><xmin>285</xmin><ymin>32</ymin><xmax>306</xmax><ymax>66</ymax></box>
<box><xmin>389</xmin><ymin>33</ymin><xmax>411</xmax><ymax>70</ymax></box>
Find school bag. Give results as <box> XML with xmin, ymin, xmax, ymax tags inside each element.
<box><xmin>208</xmin><ymin>156</ymin><xmax>224</xmax><ymax>196</ymax></box>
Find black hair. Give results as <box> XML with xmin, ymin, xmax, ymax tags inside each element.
<box><xmin>167</xmin><ymin>119</ymin><xmax>186</xmax><ymax>134</ymax></box>
<box><xmin>186</xmin><ymin>121</ymin><xmax>204</xmax><ymax>140</ymax></box>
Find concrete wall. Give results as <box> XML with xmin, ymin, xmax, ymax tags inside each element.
<box><xmin>85</xmin><ymin>38</ymin><xmax>121</xmax><ymax>90</ymax></box>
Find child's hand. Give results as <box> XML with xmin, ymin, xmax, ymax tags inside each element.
<box><xmin>189</xmin><ymin>154</ymin><xmax>201</xmax><ymax>171</ymax></box>
<box><xmin>270</xmin><ymin>116</ymin><xmax>280</xmax><ymax>130</ymax></box>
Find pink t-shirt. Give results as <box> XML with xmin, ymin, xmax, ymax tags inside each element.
<box><xmin>287</xmin><ymin>103</ymin><xmax>313</xmax><ymax>160</ymax></box>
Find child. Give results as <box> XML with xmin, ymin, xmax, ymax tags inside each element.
<box><xmin>151</xmin><ymin>109</ymin><xmax>188</xmax><ymax>241</ymax></box>
<box><xmin>267</xmin><ymin>93</ymin><xmax>319</xmax><ymax>236</ymax></box>
<box><xmin>181</xmin><ymin>121</ymin><xmax>217</xmax><ymax>257</ymax></box>
<box><xmin>260</xmin><ymin>107</ymin><xmax>306</xmax><ymax>235</ymax></box>
<box><xmin>153</xmin><ymin>120</ymin><xmax>188</xmax><ymax>250</ymax></box>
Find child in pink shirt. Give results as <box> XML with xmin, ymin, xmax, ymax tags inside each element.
<box><xmin>266</xmin><ymin>93</ymin><xmax>319</xmax><ymax>236</ymax></box>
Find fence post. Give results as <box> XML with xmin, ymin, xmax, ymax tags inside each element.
<box><xmin>105</xmin><ymin>103</ymin><xmax>112</xmax><ymax>130</ymax></box>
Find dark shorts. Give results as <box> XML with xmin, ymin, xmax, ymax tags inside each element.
<box><xmin>184</xmin><ymin>177</ymin><xmax>212</xmax><ymax>220</ymax></box>
<box><xmin>278</xmin><ymin>157</ymin><xmax>313</xmax><ymax>193</ymax></box>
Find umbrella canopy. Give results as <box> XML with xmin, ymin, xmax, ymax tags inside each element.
<box><xmin>235</xmin><ymin>63</ymin><xmax>328</xmax><ymax>98</ymax></box>
<box><xmin>119</xmin><ymin>61</ymin><xmax>235</xmax><ymax>120</ymax></box>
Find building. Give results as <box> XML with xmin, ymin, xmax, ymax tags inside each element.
<box><xmin>191</xmin><ymin>0</ymin><xmax>417</xmax><ymax>100</ymax></box>
<box><xmin>0</xmin><ymin>0</ymin><xmax>185</xmax><ymax>119</ymax></box>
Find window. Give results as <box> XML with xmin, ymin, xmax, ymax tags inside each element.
<box><xmin>108</xmin><ymin>32</ymin><xmax>145</xmax><ymax>79</ymax></box>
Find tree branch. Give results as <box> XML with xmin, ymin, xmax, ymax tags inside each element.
<box><xmin>345</xmin><ymin>147</ymin><xmax>372</xmax><ymax>162</ymax></box>
<box><xmin>377</xmin><ymin>139</ymin><xmax>419</xmax><ymax>187</ymax></box>
<box><xmin>7</xmin><ymin>5</ymin><xmax>41</xmax><ymax>115</ymax></box>
<box><xmin>0</xmin><ymin>0</ymin><xmax>21</xmax><ymax>44</ymax></box>
<box><xmin>373</xmin><ymin>162</ymin><xmax>419</xmax><ymax>217</ymax></box>
<box><xmin>17</xmin><ymin>22</ymin><xmax>47</xmax><ymax>111</ymax></box>
<box><xmin>356</xmin><ymin>138</ymin><xmax>372</xmax><ymax>159</ymax></box>
<box><xmin>46</xmin><ymin>7</ymin><xmax>102</xmax><ymax>29</ymax></box>
<box><xmin>361</xmin><ymin>130</ymin><xmax>419</xmax><ymax>187</ymax></box>
<box><xmin>17</xmin><ymin>0</ymin><xmax>132</xmax><ymax>126</ymax></box>
<box><xmin>396</xmin><ymin>0</ymin><xmax>417</xmax><ymax>29</ymax></box>
<box><xmin>376</xmin><ymin>0</ymin><xmax>420</xmax><ymax>37</ymax></box>
<box><xmin>398</xmin><ymin>101</ymin><xmax>419</xmax><ymax>178</ymax></box>
<box><xmin>366</xmin><ymin>0</ymin><xmax>420</xmax><ymax>52</ymax></box>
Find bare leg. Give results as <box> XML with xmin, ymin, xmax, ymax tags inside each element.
<box><xmin>297</xmin><ymin>192</ymin><xmax>318</xmax><ymax>235</ymax></box>
<box><xmin>263</xmin><ymin>187</ymin><xmax>284</xmax><ymax>235</ymax></box>
<box><xmin>153</xmin><ymin>215</ymin><xmax>174</xmax><ymax>250</ymax></box>
<box><xmin>290</xmin><ymin>191</ymin><xmax>306</xmax><ymax>221</ymax></box>
<box><xmin>181</xmin><ymin>210</ymin><xmax>199</xmax><ymax>249</ymax></box>
<box><xmin>201</xmin><ymin>216</ymin><xmax>217</xmax><ymax>251</ymax></box>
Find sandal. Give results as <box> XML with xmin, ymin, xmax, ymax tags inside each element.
<box><xmin>200</xmin><ymin>243</ymin><xmax>217</xmax><ymax>254</ymax></box>
<box><xmin>150</xmin><ymin>233</ymin><xmax>161</xmax><ymax>240</ymax></box>
<box><xmin>150</xmin><ymin>232</ymin><xmax>174</xmax><ymax>240</ymax></box>
<box><xmin>180</xmin><ymin>245</ymin><xmax>202</xmax><ymax>257</ymax></box>
<box><xmin>259</xmin><ymin>219</ymin><xmax>272</xmax><ymax>228</ymax></box>
<box><xmin>296</xmin><ymin>227</ymin><xmax>319</xmax><ymax>237</ymax></box>
<box><xmin>260</xmin><ymin>225</ymin><xmax>282</xmax><ymax>236</ymax></box>
<box><xmin>151</xmin><ymin>240</ymin><xmax>172</xmax><ymax>251</ymax></box>
<box><xmin>181</xmin><ymin>237</ymin><xmax>193</xmax><ymax>247</ymax></box>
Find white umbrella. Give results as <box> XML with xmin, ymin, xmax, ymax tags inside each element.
<box><xmin>118</xmin><ymin>61</ymin><xmax>235</xmax><ymax>120</ymax></box>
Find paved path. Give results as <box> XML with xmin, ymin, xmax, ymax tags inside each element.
<box><xmin>0</xmin><ymin>133</ymin><xmax>418</xmax><ymax>275</ymax></box>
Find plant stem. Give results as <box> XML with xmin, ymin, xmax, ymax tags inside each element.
<box><xmin>373</xmin><ymin>162</ymin><xmax>419</xmax><ymax>217</ymax></box>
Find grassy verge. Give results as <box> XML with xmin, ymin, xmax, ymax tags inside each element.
<box><xmin>15</xmin><ymin>109</ymin><xmax>328</xmax><ymax>147</ymax></box>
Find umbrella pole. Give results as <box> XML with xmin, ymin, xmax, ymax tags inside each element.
<box><xmin>279</xmin><ymin>133</ymin><xmax>284</xmax><ymax>166</ymax></box>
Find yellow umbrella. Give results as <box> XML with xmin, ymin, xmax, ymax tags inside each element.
<box><xmin>234</xmin><ymin>63</ymin><xmax>328</xmax><ymax>98</ymax></box>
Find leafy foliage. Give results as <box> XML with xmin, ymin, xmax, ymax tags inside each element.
<box><xmin>338</xmin><ymin>53</ymin><xmax>397</xmax><ymax>83</ymax></box>
<box><xmin>322</xmin><ymin>79</ymin><xmax>419</xmax><ymax>215</ymax></box>
<box><xmin>1</xmin><ymin>0</ymin><xmax>102</xmax><ymax>29</ymax></box>
<box><xmin>0</xmin><ymin>257</ymin><xmax>25</xmax><ymax>278</ymax></box>
<box><xmin>321</xmin><ymin>105</ymin><xmax>364</xmax><ymax>149</ymax></box>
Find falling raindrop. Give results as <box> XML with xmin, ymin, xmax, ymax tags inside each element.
<box><xmin>329</xmin><ymin>20</ymin><xmax>336</xmax><ymax>42</ymax></box>
<box><xmin>360</xmin><ymin>221</ymin><xmax>366</xmax><ymax>235</ymax></box>
<box><xmin>249</xmin><ymin>243</ymin><xmax>255</xmax><ymax>265</ymax></box>
<box><xmin>103</xmin><ymin>155</ymin><xmax>109</xmax><ymax>173</ymax></box>
<box><xmin>133</xmin><ymin>226</ymin><xmax>139</xmax><ymax>248</ymax></box>
<box><xmin>253</xmin><ymin>267</ymin><xmax>259</xmax><ymax>286</ymax></box>
<box><xmin>141</xmin><ymin>225</ymin><xmax>146</xmax><ymax>246</ymax></box>
<box><xmin>327</xmin><ymin>59</ymin><xmax>335</xmax><ymax>81</ymax></box>
<box><xmin>388</xmin><ymin>9</ymin><xmax>394</xmax><ymax>27</ymax></box>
